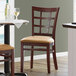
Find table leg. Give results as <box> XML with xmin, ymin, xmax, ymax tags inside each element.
<box><xmin>4</xmin><ymin>25</ymin><xmax>10</xmax><ymax>73</ymax></box>
<box><xmin>1</xmin><ymin>24</ymin><xmax>27</xmax><ymax>76</ymax></box>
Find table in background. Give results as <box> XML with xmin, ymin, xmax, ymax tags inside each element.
<box><xmin>0</xmin><ymin>20</ymin><xmax>29</xmax><ymax>76</ymax></box>
<box><xmin>63</xmin><ymin>23</ymin><xmax>76</xmax><ymax>76</ymax></box>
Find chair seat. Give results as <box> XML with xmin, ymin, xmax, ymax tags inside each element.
<box><xmin>21</xmin><ymin>36</ymin><xmax>54</xmax><ymax>44</ymax></box>
<box><xmin>0</xmin><ymin>44</ymin><xmax>14</xmax><ymax>51</ymax></box>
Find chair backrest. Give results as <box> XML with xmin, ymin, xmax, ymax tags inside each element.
<box><xmin>32</xmin><ymin>6</ymin><xmax>59</xmax><ymax>39</ymax></box>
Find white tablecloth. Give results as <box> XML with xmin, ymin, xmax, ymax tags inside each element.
<box><xmin>0</xmin><ymin>19</ymin><xmax>29</xmax><ymax>29</ymax></box>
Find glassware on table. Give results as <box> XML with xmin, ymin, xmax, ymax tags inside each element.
<box><xmin>14</xmin><ymin>8</ymin><xmax>20</xmax><ymax>20</ymax></box>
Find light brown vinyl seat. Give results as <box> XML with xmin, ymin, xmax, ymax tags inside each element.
<box><xmin>21</xmin><ymin>36</ymin><xmax>54</xmax><ymax>44</ymax></box>
<box><xmin>0</xmin><ymin>44</ymin><xmax>14</xmax><ymax>51</ymax></box>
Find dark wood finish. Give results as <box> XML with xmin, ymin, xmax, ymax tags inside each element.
<box><xmin>31</xmin><ymin>46</ymin><xmax>34</xmax><ymax>68</ymax></box>
<box><xmin>21</xmin><ymin>6</ymin><xmax>59</xmax><ymax>73</ymax></box>
<box><xmin>11</xmin><ymin>50</ymin><xmax>14</xmax><ymax>76</ymax></box>
<box><xmin>21</xmin><ymin>42</ymin><xmax>24</xmax><ymax>72</ymax></box>
<box><xmin>47</xmin><ymin>44</ymin><xmax>50</xmax><ymax>73</ymax></box>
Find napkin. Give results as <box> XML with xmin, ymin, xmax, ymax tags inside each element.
<box><xmin>0</xmin><ymin>19</ymin><xmax>29</xmax><ymax>29</ymax></box>
<box><xmin>12</xmin><ymin>19</ymin><xmax>29</xmax><ymax>29</ymax></box>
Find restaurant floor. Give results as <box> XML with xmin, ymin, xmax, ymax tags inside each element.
<box><xmin>0</xmin><ymin>56</ymin><xmax>68</xmax><ymax>76</ymax></box>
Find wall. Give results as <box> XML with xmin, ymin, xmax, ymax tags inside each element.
<box><xmin>15</xmin><ymin>0</ymin><xmax>73</xmax><ymax>57</ymax></box>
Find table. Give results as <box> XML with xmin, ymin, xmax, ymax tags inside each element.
<box><xmin>62</xmin><ymin>23</ymin><xmax>76</xmax><ymax>76</ymax></box>
<box><xmin>63</xmin><ymin>23</ymin><xmax>76</xmax><ymax>28</ymax></box>
<box><xmin>0</xmin><ymin>20</ymin><xmax>29</xmax><ymax>76</ymax></box>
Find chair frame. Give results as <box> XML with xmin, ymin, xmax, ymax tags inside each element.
<box><xmin>0</xmin><ymin>49</ymin><xmax>14</xmax><ymax>76</ymax></box>
<box><xmin>21</xmin><ymin>6</ymin><xmax>59</xmax><ymax>73</ymax></box>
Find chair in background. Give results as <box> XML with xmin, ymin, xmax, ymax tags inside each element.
<box><xmin>20</xmin><ymin>6</ymin><xmax>59</xmax><ymax>73</ymax></box>
<box><xmin>0</xmin><ymin>44</ymin><xmax>14</xmax><ymax>76</ymax></box>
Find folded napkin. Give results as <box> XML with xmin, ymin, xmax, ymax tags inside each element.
<box><xmin>0</xmin><ymin>19</ymin><xmax>29</xmax><ymax>28</ymax></box>
<box><xmin>12</xmin><ymin>19</ymin><xmax>29</xmax><ymax>29</ymax></box>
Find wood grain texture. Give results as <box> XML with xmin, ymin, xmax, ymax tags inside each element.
<box><xmin>0</xmin><ymin>56</ymin><xmax>68</xmax><ymax>76</ymax></box>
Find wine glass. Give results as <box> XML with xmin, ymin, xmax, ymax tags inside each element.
<box><xmin>14</xmin><ymin>8</ymin><xmax>20</xmax><ymax>20</ymax></box>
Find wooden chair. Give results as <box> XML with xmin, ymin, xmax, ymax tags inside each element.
<box><xmin>0</xmin><ymin>44</ymin><xmax>14</xmax><ymax>76</ymax></box>
<box><xmin>20</xmin><ymin>6</ymin><xmax>60</xmax><ymax>73</ymax></box>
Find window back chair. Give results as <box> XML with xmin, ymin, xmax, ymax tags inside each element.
<box><xmin>21</xmin><ymin>6</ymin><xmax>60</xmax><ymax>73</ymax></box>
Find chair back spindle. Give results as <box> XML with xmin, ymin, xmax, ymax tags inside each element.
<box><xmin>32</xmin><ymin>6</ymin><xmax>59</xmax><ymax>40</ymax></box>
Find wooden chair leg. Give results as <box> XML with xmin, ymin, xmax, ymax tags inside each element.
<box><xmin>52</xmin><ymin>45</ymin><xmax>58</xmax><ymax>70</ymax></box>
<box><xmin>30</xmin><ymin>46</ymin><xmax>34</xmax><ymax>69</ymax></box>
<box><xmin>21</xmin><ymin>42</ymin><xmax>24</xmax><ymax>72</ymax></box>
<box><xmin>11</xmin><ymin>50</ymin><xmax>14</xmax><ymax>76</ymax></box>
<box><xmin>47</xmin><ymin>45</ymin><xmax>50</xmax><ymax>73</ymax></box>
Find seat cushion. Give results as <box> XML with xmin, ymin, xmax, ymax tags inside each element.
<box><xmin>0</xmin><ymin>44</ymin><xmax>14</xmax><ymax>51</ymax></box>
<box><xmin>21</xmin><ymin>36</ymin><xmax>54</xmax><ymax>44</ymax></box>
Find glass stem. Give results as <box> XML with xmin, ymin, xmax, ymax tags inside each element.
<box><xmin>16</xmin><ymin>16</ymin><xmax>18</xmax><ymax>20</ymax></box>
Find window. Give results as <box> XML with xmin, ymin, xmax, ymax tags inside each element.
<box><xmin>0</xmin><ymin>0</ymin><xmax>6</xmax><ymax>43</ymax></box>
<box><xmin>0</xmin><ymin>0</ymin><xmax>6</xmax><ymax>20</ymax></box>
<box><xmin>0</xmin><ymin>0</ymin><xmax>14</xmax><ymax>46</ymax></box>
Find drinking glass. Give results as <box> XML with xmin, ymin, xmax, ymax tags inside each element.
<box><xmin>14</xmin><ymin>8</ymin><xmax>20</xmax><ymax>19</ymax></box>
